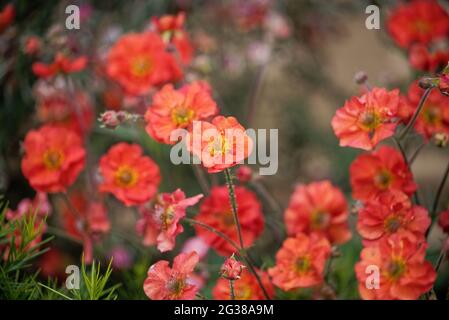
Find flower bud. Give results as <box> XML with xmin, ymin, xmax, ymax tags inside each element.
<box><xmin>99</xmin><ymin>110</ymin><xmax>123</xmax><ymax>129</ymax></box>
<box><xmin>236</xmin><ymin>165</ymin><xmax>253</xmax><ymax>183</ymax></box>
<box><xmin>354</xmin><ymin>71</ymin><xmax>368</xmax><ymax>85</ymax></box>
<box><xmin>418</xmin><ymin>76</ymin><xmax>439</xmax><ymax>89</ymax></box>
<box><xmin>220</xmin><ymin>254</ymin><xmax>245</xmax><ymax>280</ymax></box>
<box><xmin>438</xmin><ymin>74</ymin><xmax>449</xmax><ymax>96</ymax></box>
<box><xmin>438</xmin><ymin>209</ymin><xmax>449</xmax><ymax>234</ymax></box>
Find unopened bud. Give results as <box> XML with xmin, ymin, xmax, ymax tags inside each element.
<box><xmin>236</xmin><ymin>165</ymin><xmax>253</xmax><ymax>183</ymax></box>
<box><xmin>220</xmin><ymin>254</ymin><xmax>245</xmax><ymax>280</ymax></box>
<box><xmin>354</xmin><ymin>71</ymin><xmax>368</xmax><ymax>85</ymax></box>
<box><xmin>418</xmin><ymin>76</ymin><xmax>439</xmax><ymax>89</ymax></box>
<box><xmin>438</xmin><ymin>74</ymin><xmax>449</xmax><ymax>97</ymax></box>
<box><xmin>99</xmin><ymin>110</ymin><xmax>125</xmax><ymax>129</ymax></box>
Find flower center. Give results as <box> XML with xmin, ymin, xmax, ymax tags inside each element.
<box><xmin>374</xmin><ymin>170</ymin><xmax>392</xmax><ymax>190</ymax></box>
<box><xmin>295</xmin><ymin>256</ymin><xmax>311</xmax><ymax>274</ymax></box>
<box><xmin>131</xmin><ymin>56</ymin><xmax>153</xmax><ymax>77</ymax></box>
<box><xmin>221</xmin><ymin>211</ymin><xmax>235</xmax><ymax>227</ymax></box>
<box><xmin>422</xmin><ymin>105</ymin><xmax>441</xmax><ymax>126</ymax></box>
<box><xmin>387</xmin><ymin>259</ymin><xmax>406</xmax><ymax>281</ymax></box>
<box><xmin>359</xmin><ymin>110</ymin><xmax>381</xmax><ymax>131</ymax></box>
<box><xmin>171</xmin><ymin>107</ymin><xmax>195</xmax><ymax>127</ymax></box>
<box><xmin>167</xmin><ymin>276</ymin><xmax>186</xmax><ymax>299</ymax></box>
<box><xmin>115</xmin><ymin>166</ymin><xmax>138</xmax><ymax>188</ymax></box>
<box><xmin>208</xmin><ymin>135</ymin><xmax>230</xmax><ymax>157</ymax></box>
<box><xmin>160</xmin><ymin>206</ymin><xmax>175</xmax><ymax>230</ymax></box>
<box><xmin>414</xmin><ymin>20</ymin><xmax>430</xmax><ymax>34</ymax></box>
<box><xmin>310</xmin><ymin>210</ymin><xmax>330</xmax><ymax>230</ymax></box>
<box><xmin>384</xmin><ymin>215</ymin><xmax>402</xmax><ymax>233</ymax></box>
<box><xmin>43</xmin><ymin>149</ymin><xmax>64</xmax><ymax>169</ymax></box>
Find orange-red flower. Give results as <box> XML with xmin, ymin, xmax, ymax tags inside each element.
<box><xmin>106</xmin><ymin>32</ymin><xmax>182</xmax><ymax>96</ymax></box>
<box><xmin>387</xmin><ymin>0</ymin><xmax>449</xmax><ymax>49</ymax></box>
<box><xmin>62</xmin><ymin>192</ymin><xmax>110</xmax><ymax>264</ymax></box>
<box><xmin>350</xmin><ymin>146</ymin><xmax>417</xmax><ymax>202</ymax></box>
<box><xmin>21</xmin><ymin>125</ymin><xmax>86</xmax><ymax>193</ymax></box>
<box><xmin>186</xmin><ymin>116</ymin><xmax>253</xmax><ymax>173</ymax></box>
<box><xmin>145</xmin><ymin>81</ymin><xmax>218</xmax><ymax>144</ymax></box>
<box><xmin>136</xmin><ymin>189</ymin><xmax>203</xmax><ymax>252</ymax></box>
<box><xmin>32</xmin><ymin>53</ymin><xmax>87</xmax><ymax>78</ymax></box>
<box><xmin>143</xmin><ymin>251</ymin><xmax>199</xmax><ymax>300</ymax></box>
<box><xmin>99</xmin><ymin>143</ymin><xmax>161</xmax><ymax>206</ymax></box>
<box><xmin>357</xmin><ymin>190</ymin><xmax>430</xmax><ymax>246</ymax></box>
<box><xmin>284</xmin><ymin>180</ymin><xmax>351</xmax><ymax>245</ymax></box>
<box><xmin>0</xmin><ymin>3</ymin><xmax>14</xmax><ymax>33</ymax></box>
<box><xmin>213</xmin><ymin>268</ymin><xmax>274</xmax><ymax>300</ymax></box>
<box><xmin>404</xmin><ymin>81</ymin><xmax>449</xmax><ymax>139</ymax></box>
<box><xmin>331</xmin><ymin>88</ymin><xmax>400</xmax><ymax>150</ymax></box>
<box><xmin>194</xmin><ymin>186</ymin><xmax>264</xmax><ymax>256</ymax></box>
<box><xmin>408</xmin><ymin>44</ymin><xmax>449</xmax><ymax>72</ymax></box>
<box><xmin>355</xmin><ymin>234</ymin><xmax>436</xmax><ymax>300</ymax></box>
<box><xmin>268</xmin><ymin>233</ymin><xmax>331</xmax><ymax>291</ymax></box>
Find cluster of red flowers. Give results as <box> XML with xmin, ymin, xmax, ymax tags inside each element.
<box><xmin>388</xmin><ymin>0</ymin><xmax>449</xmax><ymax>72</ymax></box>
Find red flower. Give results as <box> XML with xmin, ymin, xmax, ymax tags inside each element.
<box><xmin>99</xmin><ymin>143</ymin><xmax>161</xmax><ymax>206</ymax></box>
<box><xmin>145</xmin><ymin>81</ymin><xmax>218</xmax><ymax>144</ymax></box>
<box><xmin>23</xmin><ymin>36</ymin><xmax>41</xmax><ymax>56</ymax></box>
<box><xmin>136</xmin><ymin>189</ymin><xmax>203</xmax><ymax>252</ymax></box>
<box><xmin>32</xmin><ymin>53</ymin><xmax>87</xmax><ymax>78</ymax></box>
<box><xmin>62</xmin><ymin>192</ymin><xmax>110</xmax><ymax>264</ymax></box>
<box><xmin>106</xmin><ymin>32</ymin><xmax>182</xmax><ymax>96</ymax></box>
<box><xmin>186</xmin><ymin>116</ymin><xmax>253</xmax><ymax>173</ymax></box>
<box><xmin>152</xmin><ymin>12</ymin><xmax>186</xmax><ymax>33</ymax></box>
<box><xmin>268</xmin><ymin>233</ymin><xmax>331</xmax><ymax>291</ymax></box>
<box><xmin>284</xmin><ymin>180</ymin><xmax>351</xmax><ymax>245</ymax></box>
<box><xmin>194</xmin><ymin>186</ymin><xmax>264</xmax><ymax>256</ymax></box>
<box><xmin>408</xmin><ymin>44</ymin><xmax>449</xmax><ymax>72</ymax></box>
<box><xmin>220</xmin><ymin>254</ymin><xmax>246</xmax><ymax>280</ymax></box>
<box><xmin>6</xmin><ymin>192</ymin><xmax>51</xmax><ymax>221</ymax></box>
<box><xmin>387</xmin><ymin>0</ymin><xmax>449</xmax><ymax>49</ymax></box>
<box><xmin>213</xmin><ymin>268</ymin><xmax>274</xmax><ymax>300</ymax></box>
<box><xmin>405</xmin><ymin>81</ymin><xmax>449</xmax><ymax>139</ymax></box>
<box><xmin>331</xmin><ymin>88</ymin><xmax>400</xmax><ymax>150</ymax></box>
<box><xmin>355</xmin><ymin>234</ymin><xmax>436</xmax><ymax>300</ymax></box>
<box><xmin>357</xmin><ymin>190</ymin><xmax>430</xmax><ymax>246</ymax></box>
<box><xmin>0</xmin><ymin>4</ymin><xmax>14</xmax><ymax>33</ymax></box>
<box><xmin>35</xmin><ymin>86</ymin><xmax>94</xmax><ymax>136</ymax></box>
<box><xmin>143</xmin><ymin>251</ymin><xmax>199</xmax><ymax>300</ymax></box>
<box><xmin>438</xmin><ymin>209</ymin><xmax>449</xmax><ymax>234</ymax></box>
<box><xmin>21</xmin><ymin>125</ymin><xmax>86</xmax><ymax>193</ymax></box>
<box><xmin>350</xmin><ymin>146</ymin><xmax>417</xmax><ymax>202</ymax></box>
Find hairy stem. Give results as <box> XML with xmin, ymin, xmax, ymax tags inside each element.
<box><xmin>224</xmin><ymin>168</ymin><xmax>244</xmax><ymax>249</ymax></box>
<box><xmin>431</xmin><ymin>160</ymin><xmax>449</xmax><ymax>219</ymax></box>
<box><xmin>229</xmin><ymin>280</ymin><xmax>235</xmax><ymax>300</ymax></box>
<box><xmin>399</xmin><ymin>87</ymin><xmax>432</xmax><ymax>141</ymax></box>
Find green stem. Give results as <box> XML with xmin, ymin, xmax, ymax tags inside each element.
<box><xmin>399</xmin><ymin>87</ymin><xmax>433</xmax><ymax>141</ymax></box>
<box><xmin>393</xmin><ymin>137</ymin><xmax>420</xmax><ymax>205</ymax></box>
<box><xmin>431</xmin><ymin>160</ymin><xmax>449</xmax><ymax>219</ymax></box>
<box><xmin>224</xmin><ymin>168</ymin><xmax>244</xmax><ymax>249</ymax></box>
<box><xmin>229</xmin><ymin>280</ymin><xmax>235</xmax><ymax>300</ymax></box>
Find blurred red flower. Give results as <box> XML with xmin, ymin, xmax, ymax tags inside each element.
<box><xmin>35</xmin><ymin>87</ymin><xmax>94</xmax><ymax>136</ymax></box>
<box><xmin>136</xmin><ymin>189</ymin><xmax>203</xmax><ymax>252</ymax></box>
<box><xmin>387</xmin><ymin>0</ymin><xmax>449</xmax><ymax>49</ymax></box>
<box><xmin>268</xmin><ymin>233</ymin><xmax>331</xmax><ymax>291</ymax></box>
<box><xmin>0</xmin><ymin>3</ymin><xmax>14</xmax><ymax>33</ymax></box>
<box><xmin>350</xmin><ymin>146</ymin><xmax>417</xmax><ymax>202</ymax></box>
<box><xmin>408</xmin><ymin>44</ymin><xmax>449</xmax><ymax>72</ymax></box>
<box><xmin>145</xmin><ymin>81</ymin><xmax>218</xmax><ymax>144</ymax></box>
<box><xmin>143</xmin><ymin>251</ymin><xmax>199</xmax><ymax>300</ymax></box>
<box><xmin>284</xmin><ymin>180</ymin><xmax>351</xmax><ymax>245</ymax></box>
<box><xmin>355</xmin><ymin>234</ymin><xmax>436</xmax><ymax>300</ymax></box>
<box><xmin>357</xmin><ymin>190</ymin><xmax>430</xmax><ymax>246</ymax></box>
<box><xmin>213</xmin><ymin>268</ymin><xmax>274</xmax><ymax>300</ymax></box>
<box><xmin>404</xmin><ymin>81</ymin><xmax>449</xmax><ymax>139</ymax></box>
<box><xmin>438</xmin><ymin>209</ymin><xmax>449</xmax><ymax>234</ymax></box>
<box><xmin>186</xmin><ymin>116</ymin><xmax>253</xmax><ymax>173</ymax></box>
<box><xmin>23</xmin><ymin>36</ymin><xmax>41</xmax><ymax>56</ymax></box>
<box><xmin>99</xmin><ymin>143</ymin><xmax>161</xmax><ymax>206</ymax></box>
<box><xmin>331</xmin><ymin>88</ymin><xmax>400</xmax><ymax>150</ymax></box>
<box><xmin>194</xmin><ymin>186</ymin><xmax>264</xmax><ymax>256</ymax></box>
<box><xmin>106</xmin><ymin>32</ymin><xmax>182</xmax><ymax>96</ymax></box>
<box><xmin>21</xmin><ymin>125</ymin><xmax>86</xmax><ymax>193</ymax></box>
<box><xmin>62</xmin><ymin>192</ymin><xmax>110</xmax><ymax>264</ymax></box>
<box><xmin>32</xmin><ymin>53</ymin><xmax>87</xmax><ymax>78</ymax></box>
<box><xmin>6</xmin><ymin>192</ymin><xmax>51</xmax><ymax>221</ymax></box>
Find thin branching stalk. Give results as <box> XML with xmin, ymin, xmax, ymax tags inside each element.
<box><xmin>224</xmin><ymin>168</ymin><xmax>244</xmax><ymax>249</ymax></box>
<box><xmin>399</xmin><ymin>87</ymin><xmax>433</xmax><ymax>140</ymax></box>
<box><xmin>431</xmin><ymin>160</ymin><xmax>449</xmax><ymax>219</ymax></box>
<box><xmin>393</xmin><ymin>137</ymin><xmax>420</xmax><ymax>205</ymax></box>
<box><xmin>229</xmin><ymin>280</ymin><xmax>235</xmax><ymax>300</ymax></box>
